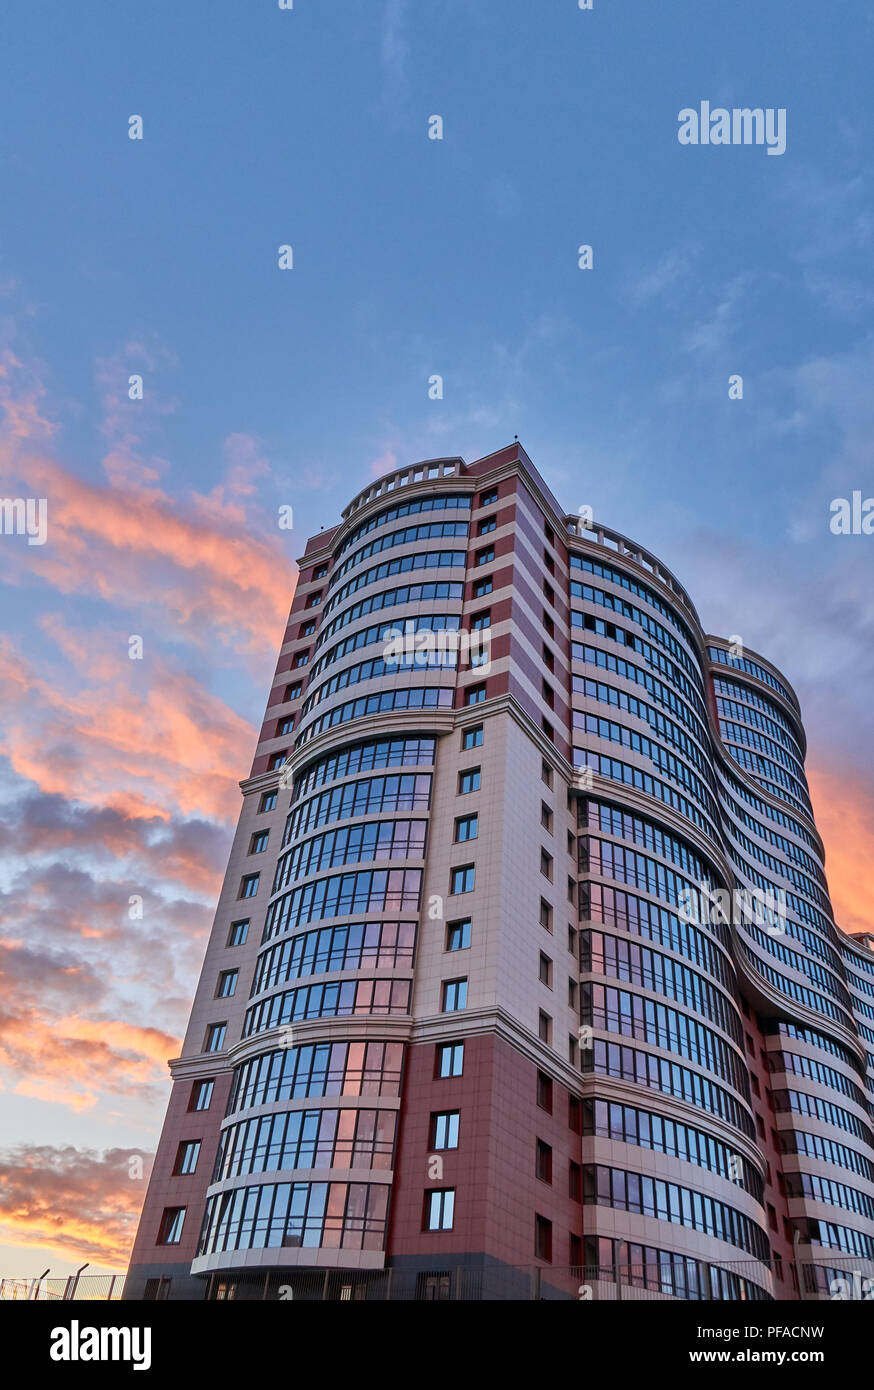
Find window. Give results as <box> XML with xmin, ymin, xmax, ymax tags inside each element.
<box><xmin>542</xmin><ymin>718</ymin><xmax>554</xmax><ymax>742</ymax></box>
<box><xmin>544</xmin><ymin>521</ymin><xmax>554</xmax><ymax>544</ymax></box>
<box><xmin>475</xmin><ymin>546</ymin><xmax>494</xmax><ymax>566</ymax></box>
<box><xmin>268</xmin><ymin>751</ymin><xmax>287</xmax><ymax>770</ymax></box>
<box><xmin>539</xmin><ymin>898</ymin><xmax>553</xmax><ymax>932</ymax></box>
<box><xmin>542</xmin><ymin>680</ymin><xmax>554</xmax><ymax>709</ymax></box>
<box><xmin>450</xmin><ymin>864</ymin><xmax>475</xmax><ymax>895</ymax></box>
<box><xmin>473</xmin><ymin>577</ymin><xmax>492</xmax><ymax>598</ymax></box>
<box><xmin>458</xmin><ymin>768</ymin><xmax>481</xmax><ymax>794</ymax></box>
<box><xmin>541</xmin><ymin>760</ymin><xmax>553</xmax><ymax>788</ymax></box>
<box><xmin>543</xmin><ymin>643</ymin><xmax>554</xmax><ymax>672</ymax></box>
<box><xmin>431</xmin><ymin>1112</ymin><xmax>460</xmax><ymax>1150</ymax></box>
<box><xmin>543</xmin><ymin>582</ymin><xmax>554</xmax><ymax>605</ymax></box>
<box><xmin>425</xmin><ymin>1189</ymin><xmax>455</xmax><ymax>1232</ymax></box>
<box><xmin>537</xmin><ymin>1071</ymin><xmax>553</xmax><ymax>1112</ymax></box>
<box><xmin>539</xmin><ymin>952</ymin><xmax>553</xmax><ymax>988</ymax></box>
<box><xmin>568</xmin><ymin>979</ymin><xmax>577</xmax><ymax>1009</ymax></box>
<box><xmin>567</xmin><ymin>924</ymin><xmax>577</xmax><ymax>955</ymax></box>
<box><xmin>567</xmin><ymin>876</ymin><xmax>576</xmax><ymax>905</ymax></box>
<box><xmin>534</xmin><ymin>1214</ymin><xmax>552</xmax><ymax>1262</ymax></box>
<box><xmin>536</xmin><ymin>1140</ymin><xmax>553</xmax><ymax>1184</ymax></box>
<box><xmin>313</xmin><ymin>564</ymin><xmax>328</xmax><ymax>580</ymax></box>
<box><xmin>190</xmin><ymin>1079</ymin><xmax>214</xmax><ymax>1111</ymax></box>
<box><xmin>455</xmin><ymin>814</ymin><xmax>478</xmax><ymax>842</ymax></box>
<box><xmin>477</xmin><ymin>516</ymin><xmax>496</xmax><ymax>537</ymax></box>
<box><xmin>471</xmin><ymin>609</ymin><xmax>491</xmax><ymax>629</ymax></box>
<box><xmin>541</xmin><ymin>802</ymin><xmax>553</xmax><ymax>832</ymax></box>
<box><xmin>567</xmin><ymin>830</ymin><xmax>574</xmax><ymax>856</ymax></box>
<box><xmin>277</xmin><ymin>716</ymin><xmax>294</xmax><ymax>735</ymax></box>
<box><xmin>307</xmin><ymin>591</ymin><xmax>322</xmax><ymax>607</ymax></box>
<box><xmin>568</xmin><ymin>1034</ymin><xmax>578</xmax><ymax>1065</ymax></box>
<box><xmin>437</xmin><ymin>1043</ymin><xmax>464</xmax><ymax>1078</ymax></box>
<box><xmin>419</xmin><ymin>1273</ymin><xmax>451</xmax><ymax>1301</ymax></box>
<box><xmin>173</xmin><ymin>1141</ymin><xmax>201</xmax><ymax>1176</ymax></box>
<box><xmin>543</xmin><ymin>613</ymin><xmax>554</xmax><ymax>637</ymax></box>
<box><xmin>227</xmin><ymin>919</ymin><xmax>249</xmax><ymax>947</ymax></box>
<box><xmin>462</xmin><ymin>725</ymin><xmax>483</xmax><ymax>750</ymax></box>
<box><xmin>240</xmin><ymin>873</ymin><xmax>260</xmax><ymax>898</ymax></box>
<box><xmin>204</xmin><ymin>1023</ymin><xmax>227</xmax><ymax>1053</ymax></box>
<box><xmin>446</xmin><ymin>919</ymin><xmax>471</xmax><ymax>951</ymax></box>
<box><xmin>294</xmin><ymin>652</ymin><xmax>310</xmax><ymax>668</ymax></box>
<box><xmin>568</xmin><ymin>1095</ymin><xmax>582</xmax><ymax>1133</ymax></box>
<box><xmin>285</xmin><ymin>682</ymin><xmax>302</xmax><ymax>701</ymax></box>
<box><xmin>767</xmin><ymin>1203</ymin><xmax>778</xmax><ymax>1233</ymax></box>
<box><xmin>250</xmin><ymin>830</ymin><xmax>269</xmax><ymax>854</ymax></box>
<box><xmin>465</xmin><ymin>683</ymin><xmax>486</xmax><ymax>705</ymax></box>
<box><xmin>216</xmin><ymin>970</ymin><xmax>238</xmax><ymax>999</ymax></box>
<box><xmin>544</xmin><ymin>549</ymin><xmax>555</xmax><ymax>575</ymax></box>
<box><xmin>538</xmin><ymin>1011</ymin><xmax>552</xmax><ymax>1045</ymax></box>
<box><xmin>540</xmin><ymin>849</ymin><xmax>553</xmax><ymax>880</ymax></box>
<box><xmin>259</xmin><ymin>791</ymin><xmax>278</xmax><ymax>813</ymax></box>
<box><xmin>442</xmin><ymin>978</ymin><xmax>468</xmax><ymax>1012</ymax></box>
<box><xmin>569</xmin><ymin>1161</ymin><xmax>582</xmax><ymax>1202</ymax></box>
<box><xmin>157</xmin><ymin>1208</ymin><xmax>186</xmax><ymax>1245</ymax></box>
<box><xmin>479</xmin><ymin>488</ymin><xmax>498</xmax><ymax>506</ymax></box>
<box><xmin>300</xmin><ymin>621</ymin><xmax>316</xmax><ymax>637</ymax></box>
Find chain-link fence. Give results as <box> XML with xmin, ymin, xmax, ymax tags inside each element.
<box><xmin>0</xmin><ymin>1273</ymin><xmax>124</xmax><ymax>1301</ymax></box>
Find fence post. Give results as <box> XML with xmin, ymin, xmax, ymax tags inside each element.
<box><xmin>62</xmin><ymin>1276</ymin><xmax>74</xmax><ymax>1301</ymax></box>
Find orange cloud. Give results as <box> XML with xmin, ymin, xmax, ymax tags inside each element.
<box><xmin>808</xmin><ymin>764</ymin><xmax>874</xmax><ymax>937</ymax></box>
<box><xmin>0</xmin><ymin>1145</ymin><xmax>152</xmax><ymax>1267</ymax></box>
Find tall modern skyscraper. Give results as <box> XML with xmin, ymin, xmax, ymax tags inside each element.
<box><xmin>124</xmin><ymin>443</ymin><xmax>874</xmax><ymax>1302</ymax></box>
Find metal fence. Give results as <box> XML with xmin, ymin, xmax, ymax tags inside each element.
<box><xmin>0</xmin><ymin>1273</ymin><xmax>124</xmax><ymax>1301</ymax></box>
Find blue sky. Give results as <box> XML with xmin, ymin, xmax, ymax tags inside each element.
<box><xmin>1</xmin><ymin>0</ymin><xmax>873</xmax><ymax>1275</ymax></box>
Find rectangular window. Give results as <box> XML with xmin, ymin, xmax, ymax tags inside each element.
<box><xmin>430</xmin><ymin>1112</ymin><xmax>460</xmax><ymax>1150</ymax></box>
<box><xmin>455</xmin><ymin>813</ymin><xmax>478</xmax><ymax>842</ymax></box>
<box><xmin>227</xmin><ymin>919</ymin><xmax>249</xmax><ymax>947</ymax></box>
<box><xmin>300</xmin><ymin>621</ymin><xmax>316</xmax><ymax>637</ymax></box>
<box><xmin>285</xmin><ymin>683</ymin><xmax>302</xmax><ymax>701</ymax></box>
<box><xmin>471</xmin><ymin>610</ymin><xmax>491</xmax><ymax>629</ymax></box>
<box><xmin>539</xmin><ymin>952</ymin><xmax>553</xmax><ymax>988</ymax></box>
<box><xmin>190</xmin><ymin>1079</ymin><xmax>214</xmax><ymax>1112</ymax></box>
<box><xmin>446</xmin><ymin>919</ymin><xmax>471</xmax><ymax>951</ymax></box>
<box><xmin>475</xmin><ymin>546</ymin><xmax>494</xmax><ymax>566</ymax></box>
<box><xmin>158</xmin><ymin>1207</ymin><xmax>186</xmax><ymax>1246</ymax></box>
<box><xmin>313</xmin><ymin>565</ymin><xmax>328</xmax><ymax>580</ymax></box>
<box><xmin>536</xmin><ymin>1140</ymin><xmax>553</xmax><ymax>1184</ymax></box>
<box><xmin>569</xmin><ymin>1161</ymin><xmax>582</xmax><ymax>1202</ymax></box>
<box><xmin>538</xmin><ymin>1011</ymin><xmax>552</xmax><ymax>1045</ymax></box>
<box><xmin>462</xmin><ymin>725</ymin><xmax>483</xmax><ymax>750</ymax></box>
<box><xmin>567</xmin><ymin>925</ymin><xmax>577</xmax><ymax>955</ymax></box>
<box><xmin>436</xmin><ymin>1043</ymin><xmax>464</xmax><ymax>1078</ymax></box>
<box><xmin>540</xmin><ymin>849</ymin><xmax>553</xmax><ymax>880</ymax></box>
<box><xmin>250</xmin><ymin>830</ymin><xmax>269</xmax><ymax>854</ymax></box>
<box><xmin>479</xmin><ymin>488</ymin><xmax>498</xmax><ymax>506</ymax></box>
<box><xmin>541</xmin><ymin>760</ymin><xmax>553</xmax><ymax>788</ymax></box>
<box><xmin>277</xmin><ymin>716</ymin><xmax>294</xmax><ymax>735</ymax></box>
<box><xmin>539</xmin><ymin>898</ymin><xmax>553</xmax><ymax>932</ymax></box>
<box><xmin>537</xmin><ymin>1071</ymin><xmax>553</xmax><ymax>1112</ymax></box>
<box><xmin>216</xmin><ymin>970</ymin><xmax>238</xmax><ymax>999</ymax></box>
<box><xmin>204</xmin><ymin>1023</ymin><xmax>227</xmax><ymax>1053</ymax></box>
<box><xmin>450</xmin><ymin>864</ymin><xmax>475</xmax><ymax>895</ymax></box>
<box><xmin>534</xmin><ymin>1214</ymin><xmax>552</xmax><ymax>1262</ymax></box>
<box><xmin>307</xmin><ymin>591</ymin><xmax>322</xmax><ymax>607</ymax></box>
<box><xmin>268</xmin><ymin>751</ymin><xmax>288</xmax><ymax>769</ymax></box>
<box><xmin>424</xmin><ymin>1189</ymin><xmax>455</xmax><ymax>1232</ymax></box>
<box><xmin>442</xmin><ymin>978</ymin><xmax>468</xmax><ymax>1012</ymax></box>
<box><xmin>477</xmin><ymin>516</ymin><xmax>496</xmax><ymax>536</ymax></box>
<box><xmin>541</xmin><ymin>802</ymin><xmax>553</xmax><ymax>832</ymax></box>
<box><xmin>259</xmin><ymin>790</ymin><xmax>278</xmax><ymax>813</ymax></box>
<box><xmin>294</xmin><ymin>652</ymin><xmax>309</xmax><ymax>668</ymax></box>
<box><xmin>240</xmin><ymin>873</ymin><xmax>260</xmax><ymax>898</ymax></box>
<box><xmin>173</xmin><ymin>1141</ymin><xmax>201</xmax><ymax>1176</ymax></box>
<box><xmin>568</xmin><ymin>1095</ymin><xmax>582</xmax><ymax>1133</ymax></box>
<box><xmin>473</xmin><ymin>577</ymin><xmax>493</xmax><ymax>598</ymax></box>
<box><xmin>465</xmin><ymin>684</ymin><xmax>486</xmax><ymax>705</ymax></box>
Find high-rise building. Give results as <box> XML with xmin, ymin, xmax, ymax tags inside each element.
<box><xmin>124</xmin><ymin>443</ymin><xmax>874</xmax><ymax>1302</ymax></box>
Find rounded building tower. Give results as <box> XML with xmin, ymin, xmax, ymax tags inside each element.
<box><xmin>124</xmin><ymin>443</ymin><xmax>874</xmax><ymax>1301</ymax></box>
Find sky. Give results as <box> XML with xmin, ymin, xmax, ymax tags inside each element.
<box><xmin>0</xmin><ymin>0</ymin><xmax>873</xmax><ymax>1277</ymax></box>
